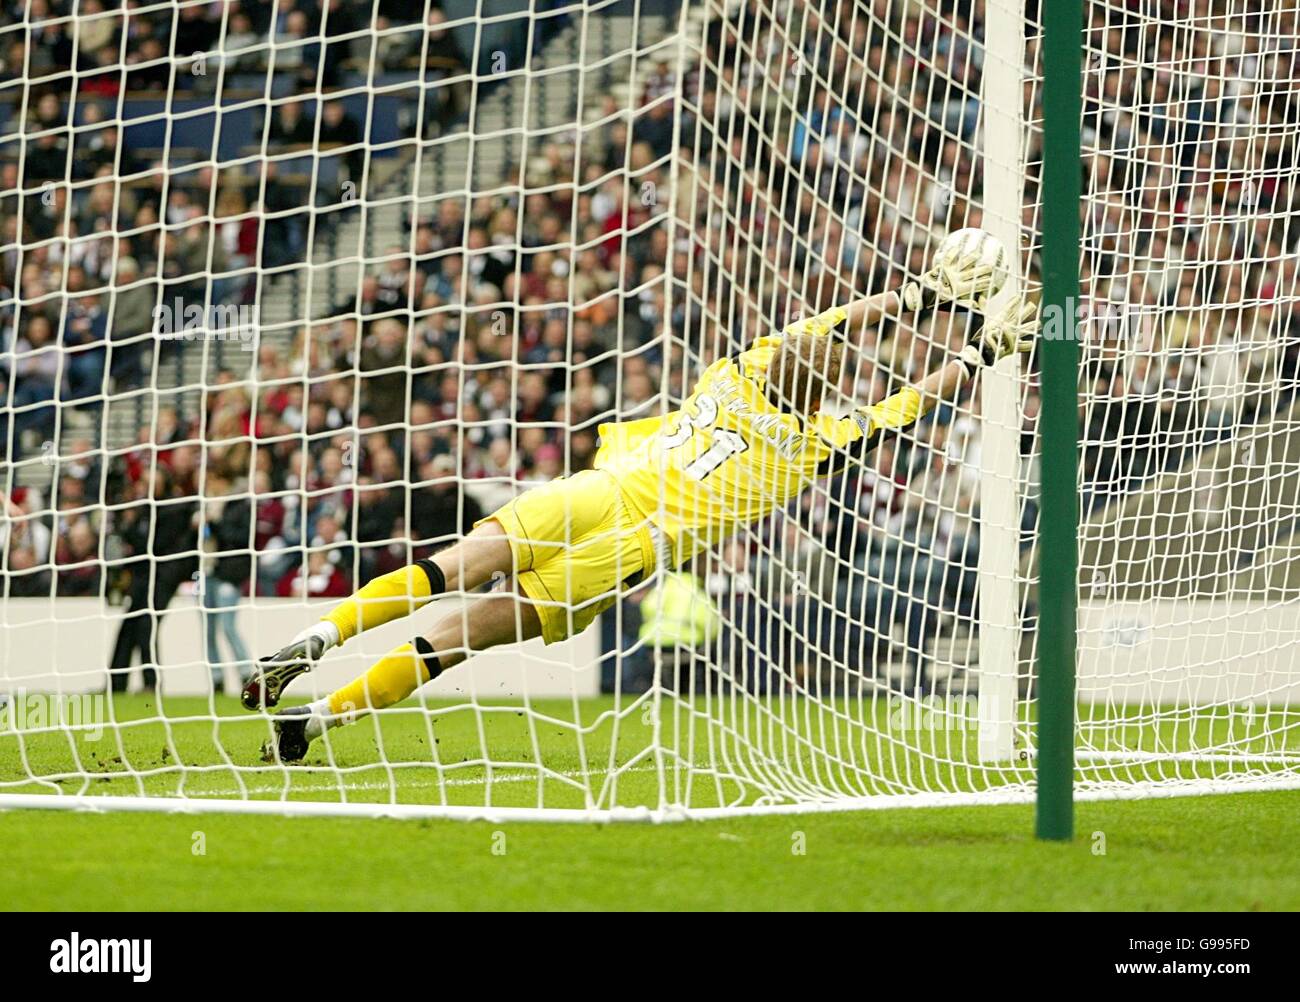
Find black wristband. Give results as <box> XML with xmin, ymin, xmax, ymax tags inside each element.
<box><xmin>412</xmin><ymin>635</ymin><xmax>444</xmax><ymax>680</ymax></box>
<box><xmin>415</xmin><ymin>558</ymin><xmax>445</xmax><ymax>596</ymax></box>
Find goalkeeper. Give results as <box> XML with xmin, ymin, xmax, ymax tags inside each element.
<box><xmin>247</xmin><ymin>249</ymin><xmax>1037</xmax><ymax>761</ymax></box>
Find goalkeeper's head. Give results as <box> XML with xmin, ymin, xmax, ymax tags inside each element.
<box><xmin>767</xmin><ymin>333</ymin><xmax>844</xmax><ymax>415</ymax></box>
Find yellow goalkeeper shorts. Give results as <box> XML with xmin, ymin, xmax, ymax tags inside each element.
<box><xmin>479</xmin><ymin>469</ymin><xmax>660</xmax><ymax>644</ymax></box>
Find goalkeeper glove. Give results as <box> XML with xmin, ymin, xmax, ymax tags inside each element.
<box><xmin>957</xmin><ymin>296</ymin><xmax>1039</xmax><ymax>375</ymax></box>
<box><xmin>899</xmin><ymin>249</ymin><xmax>1005</xmax><ymax>314</ymax></box>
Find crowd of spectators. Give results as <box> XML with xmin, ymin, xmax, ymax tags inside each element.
<box><xmin>2</xmin><ymin>1</ymin><xmax>1298</xmax><ymax>693</ymax></box>
<box><xmin>0</xmin><ymin>0</ymin><xmax>476</xmax><ymax>684</ymax></box>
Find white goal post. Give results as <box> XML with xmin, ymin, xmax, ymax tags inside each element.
<box><xmin>1</xmin><ymin>0</ymin><xmax>1299</xmax><ymax>821</ymax></box>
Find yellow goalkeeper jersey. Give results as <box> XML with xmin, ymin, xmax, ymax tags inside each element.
<box><xmin>593</xmin><ymin>305</ymin><xmax>925</xmax><ymax>566</ymax></box>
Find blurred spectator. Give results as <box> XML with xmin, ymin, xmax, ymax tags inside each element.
<box><xmin>55</xmin><ymin>518</ymin><xmax>102</xmax><ymax>597</ymax></box>
<box><xmin>268</xmin><ymin>100</ymin><xmax>315</xmax><ymax>147</ymax></box>
<box><xmin>400</xmin><ymin>6</ymin><xmax>470</xmax><ymax>138</ymax></box>
<box><xmin>277</xmin><ymin>549</ymin><xmax>351</xmax><ymax>598</ymax></box>
<box><xmin>201</xmin><ymin>474</ymin><xmax>254</xmax><ymax>693</ymax></box>
<box><xmin>106</xmin><ymin>469</ymin><xmax>199</xmax><ymax>692</ymax></box>
<box><xmin>413</xmin><ymin>453</ymin><xmax>484</xmax><ymax>551</ymax></box>
<box><xmin>316</xmin><ymin>100</ymin><xmax>364</xmax><ymax>188</ymax></box>
<box><xmin>637</xmin><ymin>568</ymin><xmax>721</xmax><ymax>695</ymax></box>
<box><xmin>9</xmin><ymin>315</ymin><xmax>61</xmax><ymax>449</ymax></box>
<box><xmin>107</xmin><ymin>257</ymin><xmax>156</xmax><ymax>388</ymax></box>
<box><xmin>1</xmin><ymin>489</ymin><xmax>53</xmax><ymax>597</ymax></box>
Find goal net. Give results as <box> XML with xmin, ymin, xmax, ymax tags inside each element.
<box><xmin>1</xmin><ymin>0</ymin><xmax>1298</xmax><ymax>820</ymax></box>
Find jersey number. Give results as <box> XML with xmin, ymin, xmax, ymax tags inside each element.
<box><xmin>664</xmin><ymin>394</ymin><xmax>750</xmax><ymax>481</ymax></box>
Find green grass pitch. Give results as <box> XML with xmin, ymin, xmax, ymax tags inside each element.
<box><xmin>2</xmin><ymin>695</ymin><xmax>1298</xmax><ymax>910</ymax></box>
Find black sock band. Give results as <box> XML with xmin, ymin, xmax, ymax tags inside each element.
<box><xmin>412</xmin><ymin>635</ymin><xmax>443</xmax><ymax>680</ymax></box>
<box><xmin>415</xmin><ymin>558</ymin><xmax>446</xmax><ymax>596</ymax></box>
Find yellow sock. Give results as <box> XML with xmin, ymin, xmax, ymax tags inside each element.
<box><xmin>328</xmin><ymin>642</ymin><xmax>439</xmax><ymax>716</ymax></box>
<box><xmin>323</xmin><ymin>563</ymin><xmax>440</xmax><ymax>643</ymax></box>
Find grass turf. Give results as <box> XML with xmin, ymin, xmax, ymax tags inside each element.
<box><xmin>1</xmin><ymin>695</ymin><xmax>1298</xmax><ymax>909</ymax></box>
<box><xmin>1</xmin><ymin>790</ymin><xmax>1297</xmax><ymax>910</ymax></box>
<box><xmin>5</xmin><ymin>693</ymin><xmax>1295</xmax><ymax>810</ymax></box>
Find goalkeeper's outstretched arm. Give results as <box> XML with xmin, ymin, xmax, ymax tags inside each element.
<box><xmin>815</xmin><ymin>295</ymin><xmax>1039</xmax><ymax>475</ymax></box>
<box><xmin>838</xmin><ymin>287</ymin><xmax>907</xmax><ymax>333</ymax></box>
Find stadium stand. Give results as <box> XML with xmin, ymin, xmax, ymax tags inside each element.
<box><xmin>2</xmin><ymin>0</ymin><xmax>1296</xmax><ymax>695</ymax></box>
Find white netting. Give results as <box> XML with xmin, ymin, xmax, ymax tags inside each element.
<box><xmin>1</xmin><ymin>0</ymin><xmax>1298</xmax><ymax>820</ymax></box>
<box><xmin>1066</xmin><ymin>0</ymin><xmax>1300</xmax><ymax>783</ymax></box>
<box><xmin>666</xmin><ymin>0</ymin><xmax>1300</xmax><ymax>804</ymax></box>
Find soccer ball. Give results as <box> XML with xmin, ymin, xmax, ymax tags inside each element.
<box><xmin>933</xmin><ymin>227</ymin><xmax>1010</xmax><ymax>303</ymax></box>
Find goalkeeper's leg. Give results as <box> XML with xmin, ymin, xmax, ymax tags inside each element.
<box><xmin>242</xmin><ymin>522</ymin><xmax>514</xmax><ymax>709</ymax></box>
<box><xmin>262</xmin><ymin>584</ymin><xmax>542</xmax><ymax>762</ymax></box>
